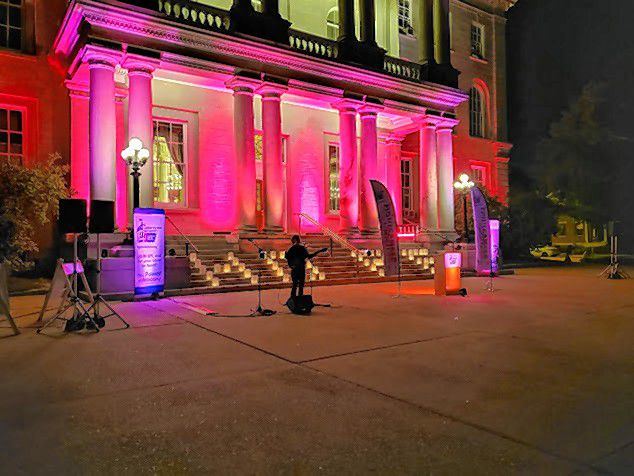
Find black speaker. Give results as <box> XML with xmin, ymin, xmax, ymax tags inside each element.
<box><xmin>286</xmin><ymin>295</ymin><xmax>315</xmax><ymax>315</ymax></box>
<box><xmin>59</xmin><ymin>199</ymin><xmax>87</xmax><ymax>234</ymax></box>
<box><xmin>89</xmin><ymin>200</ymin><xmax>115</xmax><ymax>234</ymax></box>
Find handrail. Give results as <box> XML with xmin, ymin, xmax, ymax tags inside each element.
<box><xmin>165</xmin><ymin>215</ymin><xmax>200</xmax><ymax>255</ymax></box>
<box><xmin>298</xmin><ymin>213</ymin><xmax>361</xmax><ymax>254</ymax></box>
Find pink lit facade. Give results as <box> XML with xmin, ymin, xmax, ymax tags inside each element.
<box><xmin>3</xmin><ymin>0</ymin><xmax>514</xmax><ymax>247</ymax></box>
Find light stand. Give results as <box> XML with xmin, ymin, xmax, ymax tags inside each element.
<box><xmin>454</xmin><ymin>174</ymin><xmax>475</xmax><ymax>243</ymax></box>
<box><xmin>81</xmin><ymin>233</ymin><xmax>130</xmax><ymax>330</ymax></box>
<box><xmin>599</xmin><ymin>235</ymin><xmax>630</xmax><ymax>279</ymax></box>
<box><xmin>121</xmin><ymin>137</ymin><xmax>150</xmax><ymax>212</ymax></box>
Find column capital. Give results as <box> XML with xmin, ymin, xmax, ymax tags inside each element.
<box><xmin>82</xmin><ymin>45</ymin><xmax>122</xmax><ymax>70</ymax></box>
<box><xmin>332</xmin><ymin>98</ymin><xmax>363</xmax><ymax>114</ymax></box>
<box><xmin>226</xmin><ymin>76</ymin><xmax>262</xmax><ymax>95</ymax></box>
<box><xmin>416</xmin><ymin>115</ymin><xmax>442</xmax><ymax>129</ymax></box>
<box><xmin>436</xmin><ymin>117</ymin><xmax>459</xmax><ymax>132</ymax></box>
<box><xmin>122</xmin><ymin>54</ymin><xmax>160</xmax><ymax>78</ymax></box>
<box><xmin>256</xmin><ymin>82</ymin><xmax>288</xmax><ymax>100</ymax></box>
<box><xmin>359</xmin><ymin>103</ymin><xmax>384</xmax><ymax>118</ymax></box>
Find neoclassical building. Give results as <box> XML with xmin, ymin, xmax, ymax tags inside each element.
<box><xmin>1</xmin><ymin>0</ymin><xmax>514</xmax><ymax>246</ymax></box>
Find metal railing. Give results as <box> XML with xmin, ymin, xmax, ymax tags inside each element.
<box><xmin>298</xmin><ymin>213</ymin><xmax>361</xmax><ymax>254</ymax></box>
<box><xmin>165</xmin><ymin>215</ymin><xmax>200</xmax><ymax>256</ymax></box>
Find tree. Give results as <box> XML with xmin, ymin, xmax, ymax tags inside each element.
<box><xmin>0</xmin><ymin>154</ymin><xmax>70</xmax><ymax>269</ymax></box>
<box><xmin>535</xmin><ymin>83</ymin><xmax>617</xmax><ymax>225</ymax></box>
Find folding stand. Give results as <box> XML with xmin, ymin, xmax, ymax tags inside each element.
<box><xmin>37</xmin><ymin>234</ymin><xmax>99</xmax><ymax>334</ymax></box>
<box><xmin>81</xmin><ymin>233</ymin><xmax>130</xmax><ymax>330</ymax></box>
<box><xmin>0</xmin><ymin>262</ymin><xmax>19</xmax><ymax>335</ymax></box>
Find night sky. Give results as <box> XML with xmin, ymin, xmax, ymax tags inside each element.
<box><xmin>507</xmin><ymin>0</ymin><xmax>634</xmax><ymax>248</ymax></box>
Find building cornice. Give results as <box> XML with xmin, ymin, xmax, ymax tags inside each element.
<box><xmin>54</xmin><ymin>0</ymin><xmax>468</xmax><ymax>112</ymax></box>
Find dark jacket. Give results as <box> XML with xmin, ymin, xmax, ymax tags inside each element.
<box><xmin>286</xmin><ymin>243</ymin><xmax>309</xmax><ymax>270</ymax></box>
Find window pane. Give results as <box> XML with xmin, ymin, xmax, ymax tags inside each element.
<box><xmin>9</xmin><ymin>110</ymin><xmax>21</xmax><ymax>131</ymax></box>
<box><xmin>0</xmin><ymin>7</ymin><xmax>7</xmax><ymax>26</ymax></box>
<box><xmin>0</xmin><ymin>109</ymin><xmax>7</xmax><ymax>130</ymax></box>
<box><xmin>0</xmin><ymin>132</ymin><xmax>7</xmax><ymax>153</ymax></box>
<box><xmin>0</xmin><ymin>26</ymin><xmax>6</xmax><ymax>48</ymax></box>
<box><xmin>153</xmin><ymin>120</ymin><xmax>187</xmax><ymax>206</ymax></box>
<box><xmin>8</xmin><ymin>5</ymin><xmax>20</xmax><ymax>27</ymax></box>
<box><xmin>9</xmin><ymin>132</ymin><xmax>21</xmax><ymax>153</ymax></box>
<box><xmin>8</xmin><ymin>26</ymin><xmax>20</xmax><ymax>49</ymax></box>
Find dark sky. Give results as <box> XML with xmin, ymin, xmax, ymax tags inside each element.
<box><xmin>507</xmin><ymin>0</ymin><xmax>634</xmax><ymax>246</ymax></box>
<box><xmin>508</xmin><ymin>0</ymin><xmax>634</xmax><ymax>159</ymax></box>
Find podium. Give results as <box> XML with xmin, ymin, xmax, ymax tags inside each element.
<box><xmin>434</xmin><ymin>252</ymin><xmax>462</xmax><ymax>296</ymax></box>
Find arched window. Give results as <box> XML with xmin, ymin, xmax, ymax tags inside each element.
<box><xmin>469</xmin><ymin>86</ymin><xmax>485</xmax><ymax>138</ymax></box>
<box><xmin>326</xmin><ymin>7</ymin><xmax>339</xmax><ymax>40</ymax></box>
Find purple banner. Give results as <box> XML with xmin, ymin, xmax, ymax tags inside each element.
<box><xmin>370</xmin><ymin>180</ymin><xmax>400</xmax><ymax>277</ymax></box>
<box><xmin>489</xmin><ymin>219</ymin><xmax>500</xmax><ymax>274</ymax></box>
<box><xmin>470</xmin><ymin>186</ymin><xmax>492</xmax><ymax>274</ymax></box>
<box><xmin>134</xmin><ymin>208</ymin><xmax>166</xmax><ymax>295</ymax></box>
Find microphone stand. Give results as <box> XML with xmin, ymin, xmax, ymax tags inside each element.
<box><xmin>244</xmin><ymin>238</ymin><xmax>276</xmax><ymax>317</ymax></box>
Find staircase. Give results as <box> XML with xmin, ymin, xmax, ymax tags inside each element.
<box><xmin>165</xmin><ymin>233</ymin><xmax>436</xmax><ymax>293</ymax></box>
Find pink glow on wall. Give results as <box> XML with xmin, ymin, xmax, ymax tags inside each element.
<box><xmin>198</xmin><ymin>106</ymin><xmax>238</xmax><ymax>231</ymax></box>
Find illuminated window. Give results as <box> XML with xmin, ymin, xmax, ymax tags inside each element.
<box><xmin>469</xmin><ymin>87</ymin><xmax>484</xmax><ymax>137</ymax></box>
<box><xmin>0</xmin><ymin>0</ymin><xmax>22</xmax><ymax>50</ymax></box>
<box><xmin>398</xmin><ymin>0</ymin><xmax>414</xmax><ymax>35</ymax></box>
<box><xmin>255</xmin><ymin>132</ymin><xmax>263</xmax><ymax>162</ymax></box>
<box><xmin>401</xmin><ymin>159</ymin><xmax>413</xmax><ymax>211</ymax></box>
<box><xmin>471</xmin><ymin>23</ymin><xmax>485</xmax><ymax>58</ymax></box>
<box><xmin>328</xmin><ymin>143</ymin><xmax>340</xmax><ymax>213</ymax></box>
<box><xmin>574</xmin><ymin>220</ymin><xmax>585</xmax><ymax>237</ymax></box>
<box><xmin>326</xmin><ymin>7</ymin><xmax>338</xmax><ymax>40</ymax></box>
<box><xmin>0</xmin><ymin>107</ymin><xmax>24</xmax><ymax>163</ymax></box>
<box><xmin>557</xmin><ymin>222</ymin><xmax>568</xmax><ymax>236</ymax></box>
<box><xmin>153</xmin><ymin>120</ymin><xmax>186</xmax><ymax>206</ymax></box>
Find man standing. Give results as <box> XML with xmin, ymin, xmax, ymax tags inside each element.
<box><xmin>286</xmin><ymin>235</ymin><xmax>309</xmax><ymax>299</ymax></box>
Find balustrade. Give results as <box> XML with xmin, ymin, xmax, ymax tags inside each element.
<box><xmin>157</xmin><ymin>0</ymin><xmax>230</xmax><ymax>32</ymax></box>
<box><xmin>289</xmin><ymin>30</ymin><xmax>339</xmax><ymax>60</ymax></box>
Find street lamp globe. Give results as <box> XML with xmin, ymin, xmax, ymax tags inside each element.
<box><xmin>453</xmin><ymin>173</ymin><xmax>475</xmax><ymax>243</ymax></box>
<box><xmin>121</xmin><ymin>138</ymin><xmax>149</xmax><ymax>210</ymax></box>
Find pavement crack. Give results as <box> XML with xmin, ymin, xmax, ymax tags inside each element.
<box><xmin>299</xmin><ymin>332</ymin><xmax>473</xmax><ymax>363</ymax></box>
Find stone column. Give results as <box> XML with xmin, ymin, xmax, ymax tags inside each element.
<box><xmin>359</xmin><ymin>105</ymin><xmax>382</xmax><ymax>234</ymax></box>
<box><xmin>334</xmin><ymin>100</ymin><xmax>360</xmax><ymax>234</ymax></box>
<box><xmin>418</xmin><ymin>0</ymin><xmax>435</xmax><ymax>64</ymax></box>
<box><xmin>419</xmin><ymin>118</ymin><xmax>439</xmax><ymax>231</ymax></box>
<box><xmin>227</xmin><ymin>77</ymin><xmax>260</xmax><ymax>232</ymax></box>
<box><xmin>359</xmin><ymin>0</ymin><xmax>376</xmax><ymax>45</ymax></box>
<box><xmin>84</xmin><ymin>49</ymin><xmax>120</xmax><ymax>203</ymax></box>
<box><xmin>337</xmin><ymin>0</ymin><xmax>356</xmax><ymax>42</ymax></box>
<box><xmin>436</xmin><ymin>122</ymin><xmax>456</xmax><ymax>232</ymax></box>
<box><xmin>123</xmin><ymin>56</ymin><xmax>157</xmax><ymax>209</ymax></box>
<box><xmin>433</xmin><ymin>0</ymin><xmax>451</xmax><ymax>65</ymax></box>
<box><xmin>257</xmin><ymin>83</ymin><xmax>287</xmax><ymax>232</ymax></box>
<box><xmin>385</xmin><ymin>135</ymin><xmax>403</xmax><ymax>225</ymax></box>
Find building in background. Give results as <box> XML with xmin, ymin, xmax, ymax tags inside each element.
<box><xmin>1</xmin><ymin>0</ymin><xmax>515</xmax><ymax>250</ymax></box>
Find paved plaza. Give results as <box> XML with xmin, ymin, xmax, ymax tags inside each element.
<box><xmin>1</xmin><ymin>267</ymin><xmax>633</xmax><ymax>474</ymax></box>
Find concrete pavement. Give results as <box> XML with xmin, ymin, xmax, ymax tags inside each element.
<box><xmin>1</xmin><ymin>267</ymin><xmax>632</xmax><ymax>474</ymax></box>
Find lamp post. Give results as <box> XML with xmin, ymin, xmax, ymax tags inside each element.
<box><xmin>453</xmin><ymin>173</ymin><xmax>475</xmax><ymax>243</ymax></box>
<box><xmin>121</xmin><ymin>137</ymin><xmax>150</xmax><ymax>210</ymax></box>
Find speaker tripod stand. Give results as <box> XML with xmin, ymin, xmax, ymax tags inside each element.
<box><xmin>37</xmin><ymin>234</ymin><xmax>100</xmax><ymax>334</ymax></box>
<box><xmin>80</xmin><ymin>233</ymin><xmax>130</xmax><ymax>330</ymax></box>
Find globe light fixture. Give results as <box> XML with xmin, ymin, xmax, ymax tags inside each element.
<box><xmin>121</xmin><ymin>137</ymin><xmax>150</xmax><ymax>210</ymax></box>
<box><xmin>453</xmin><ymin>173</ymin><xmax>476</xmax><ymax>243</ymax></box>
